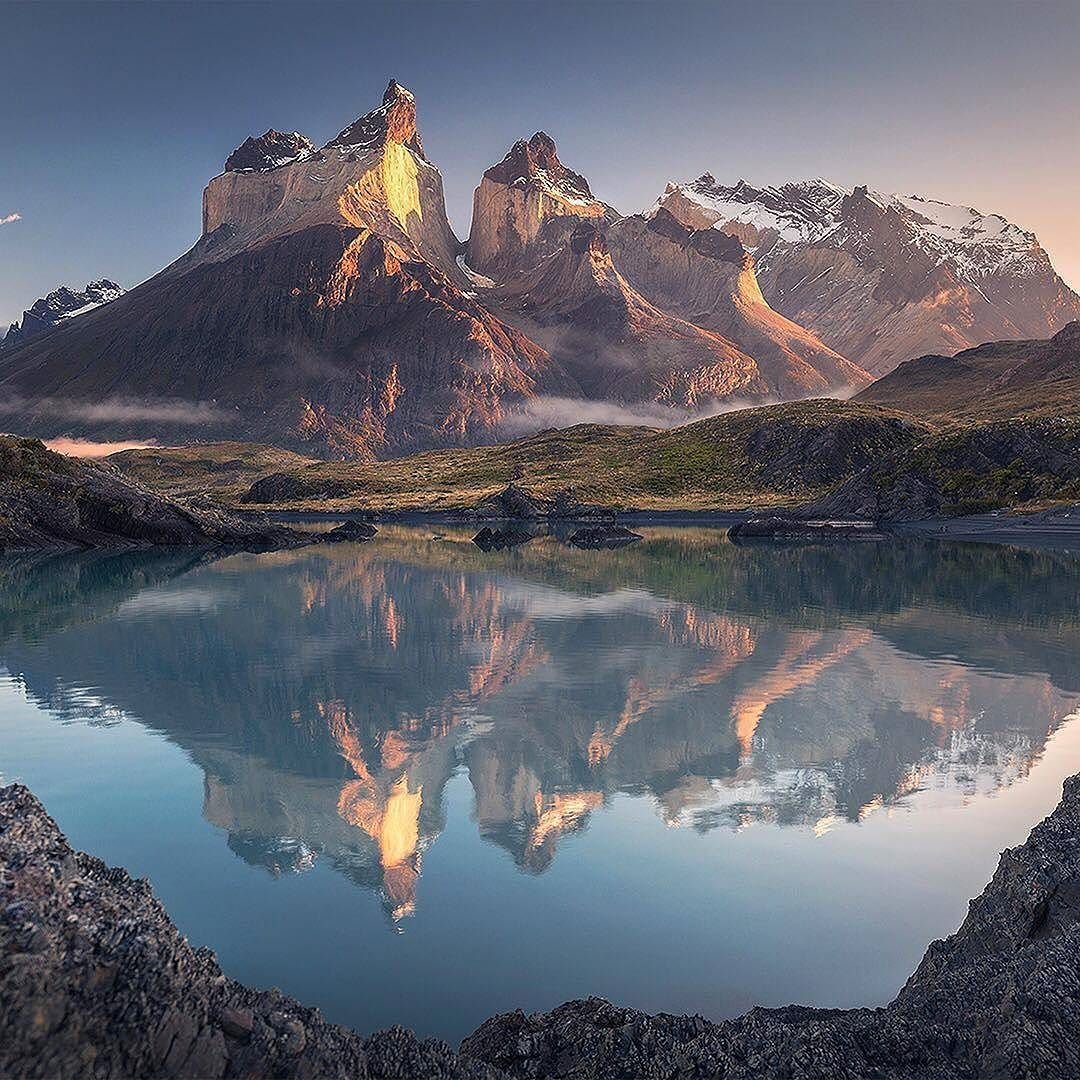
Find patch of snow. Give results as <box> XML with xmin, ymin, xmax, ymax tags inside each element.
<box><xmin>57</xmin><ymin>301</ymin><xmax>104</xmax><ymax>320</ymax></box>
<box><xmin>657</xmin><ymin>174</ymin><xmax>1050</xmax><ymax>281</ymax></box>
<box><xmin>457</xmin><ymin>254</ymin><xmax>496</xmax><ymax>289</ymax></box>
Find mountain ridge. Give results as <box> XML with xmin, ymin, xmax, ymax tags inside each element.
<box><xmin>1</xmin><ymin>279</ymin><xmax>124</xmax><ymax>349</ymax></box>
<box><xmin>1</xmin><ymin>81</ymin><xmax>1075</xmax><ymax>459</ymax></box>
<box><xmin>655</xmin><ymin>174</ymin><xmax>1080</xmax><ymax>375</ymax></box>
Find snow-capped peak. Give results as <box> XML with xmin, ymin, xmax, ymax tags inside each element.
<box><xmin>654</xmin><ymin>175</ymin><xmax>1047</xmax><ymax>279</ymax></box>
<box><xmin>1</xmin><ymin>279</ymin><xmax>126</xmax><ymax>350</ymax></box>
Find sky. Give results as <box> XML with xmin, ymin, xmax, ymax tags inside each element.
<box><xmin>2</xmin><ymin>0</ymin><xmax>1080</xmax><ymax>328</ymax></box>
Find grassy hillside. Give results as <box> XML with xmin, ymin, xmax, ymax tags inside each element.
<box><xmin>107</xmin><ymin>443</ymin><xmax>320</xmax><ymax>501</ymax></box>
<box><xmin>112</xmin><ymin>400</ymin><xmax>928</xmax><ymax>512</ymax></box>
<box><xmin>856</xmin><ymin>323</ymin><xmax>1080</xmax><ymax>421</ymax></box>
<box><xmin>812</xmin><ymin>415</ymin><xmax>1080</xmax><ymax>520</ymax></box>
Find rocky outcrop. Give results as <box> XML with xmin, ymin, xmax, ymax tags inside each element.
<box><xmin>2</xmin><ymin>280</ymin><xmax>124</xmax><ymax>349</ymax></box>
<box><xmin>488</xmin><ymin>222</ymin><xmax>768</xmax><ymax>405</ymax></box>
<box><xmin>325</xmin><ymin>80</ymin><xmax>425</xmax><ymax>158</ymax></box>
<box><xmin>806</xmin><ymin>415</ymin><xmax>1080</xmax><ymax>521</ymax></box>
<box><xmin>470</xmin><ymin>483</ymin><xmax>551</xmax><ymax>520</ymax></box>
<box><xmin>0</xmin><ymin>435</ymin><xmax>307</xmax><ymax>550</ymax></box>
<box><xmin>655</xmin><ymin>175</ymin><xmax>1080</xmax><ymax>376</ymax></box>
<box><xmin>467</xmin><ymin>132</ymin><xmax>617</xmax><ymax>278</ymax></box>
<box><xmin>469</xmin><ymin>484</ymin><xmax>614</xmax><ymax>521</ymax></box>
<box><xmin>607</xmin><ymin>210</ymin><xmax>870</xmax><ymax>399</ymax></box>
<box><xmin>4</xmin><ymin>769</ymin><xmax>1080</xmax><ymax>1077</ymax></box>
<box><xmin>468</xmin><ymin>770</ymin><xmax>1080</xmax><ymax>1077</ymax></box>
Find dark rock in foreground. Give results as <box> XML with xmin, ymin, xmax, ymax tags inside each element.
<box><xmin>728</xmin><ymin>517</ymin><xmax>887</xmax><ymax>543</ymax></box>
<box><xmin>3</xmin><ymin>773</ymin><xmax>1080</xmax><ymax>1077</ymax></box>
<box><xmin>469</xmin><ymin>775</ymin><xmax>1080</xmax><ymax>1078</ymax></box>
<box><xmin>0</xmin><ymin>784</ymin><xmax>498</xmax><ymax>1080</ymax></box>
<box><xmin>567</xmin><ymin>525</ymin><xmax>642</xmax><ymax>549</ymax></box>
<box><xmin>472</xmin><ymin>526</ymin><xmax>534</xmax><ymax>552</ymax></box>
<box><xmin>0</xmin><ymin>436</ymin><xmax>307</xmax><ymax>552</ymax></box>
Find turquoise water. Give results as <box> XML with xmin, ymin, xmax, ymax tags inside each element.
<box><xmin>1</xmin><ymin>528</ymin><xmax>1078</xmax><ymax>1041</ymax></box>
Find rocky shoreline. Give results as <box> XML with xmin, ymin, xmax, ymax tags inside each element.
<box><xmin>0</xmin><ymin>436</ymin><xmax>381</xmax><ymax>553</ymax></box>
<box><xmin>2</xmin><ymin>779</ymin><xmax>1079</xmax><ymax>1078</ymax></box>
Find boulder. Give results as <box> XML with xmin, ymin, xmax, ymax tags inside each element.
<box><xmin>728</xmin><ymin>517</ymin><xmax>886</xmax><ymax>543</ymax></box>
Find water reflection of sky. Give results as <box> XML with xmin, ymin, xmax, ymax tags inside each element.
<box><xmin>0</xmin><ymin>529</ymin><xmax>1078</xmax><ymax>1041</ymax></box>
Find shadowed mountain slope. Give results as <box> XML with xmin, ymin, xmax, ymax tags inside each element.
<box><xmin>856</xmin><ymin>320</ymin><xmax>1080</xmax><ymax>420</ymax></box>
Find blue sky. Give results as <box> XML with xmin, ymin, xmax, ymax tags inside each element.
<box><xmin>3</xmin><ymin>0</ymin><xmax>1080</xmax><ymax>327</ymax></box>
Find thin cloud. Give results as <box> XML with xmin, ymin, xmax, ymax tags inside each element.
<box><xmin>0</xmin><ymin>213</ymin><xmax>21</xmax><ymax>226</ymax></box>
<box><xmin>45</xmin><ymin>437</ymin><xmax>159</xmax><ymax>459</ymax></box>
<box><xmin>497</xmin><ymin>395</ymin><xmax>773</xmax><ymax>437</ymax></box>
<box><xmin>0</xmin><ymin>394</ymin><xmax>230</xmax><ymax>425</ymax></box>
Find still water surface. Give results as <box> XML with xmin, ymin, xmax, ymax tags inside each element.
<box><xmin>1</xmin><ymin>527</ymin><xmax>1078</xmax><ymax>1041</ymax></box>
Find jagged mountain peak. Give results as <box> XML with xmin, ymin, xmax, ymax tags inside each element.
<box><xmin>658</xmin><ymin>174</ymin><xmax>1053</xmax><ymax>279</ymax></box>
<box><xmin>469</xmin><ymin>131</ymin><xmax>616</xmax><ymax>277</ymax></box>
<box><xmin>325</xmin><ymin>78</ymin><xmax>424</xmax><ymax>158</ymax></box>
<box><xmin>224</xmin><ymin>130</ymin><xmax>316</xmax><ymax>173</ymax></box>
<box><xmin>651</xmin><ymin>172</ymin><xmax>1080</xmax><ymax>375</ymax></box>
<box><xmin>2</xmin><ymin>279</ymin><xmax>125</xmax><ymax>350</ymax></box>
<box><xmin>199</xmin><ymin>78</ymin><xmax>462</xmax><ymax>281</ymax></box>
<box><xmin>484</xmin><ymin>131</ymin><xmax>593</xmax><ymax>201</ymax></box>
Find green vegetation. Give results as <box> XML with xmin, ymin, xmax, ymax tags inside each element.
<box><xmin>113</xmin><ymin>400</ymin><xmax>928</xmax><ymax>513</ymax></box>
<box><xmin>108</xmin><ymin>400</ymin><xmax>1079</xmax><ymax>521</ymax></box>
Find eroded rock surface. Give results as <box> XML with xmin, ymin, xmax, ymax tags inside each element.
<box><xmin>467</xmin><ymin>132</ymin><xmax>617</xmax><ymax>278</ymax></box>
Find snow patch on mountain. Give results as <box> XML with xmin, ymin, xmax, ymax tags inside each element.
<box><xmin>3</xmin><ymin>280</ymin><xmax>126</xmax><ymax>349</ymax></box>
<box><xmin>656</xmin><ymin>175</ymin><xmax>1048</xmax><ymax>280</ymax></box>
<box><xmin>651</xmin><ymin>176</ymin><xmax>846</xmax><ymax>245</ymax></box>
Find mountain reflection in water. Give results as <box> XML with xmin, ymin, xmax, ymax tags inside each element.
<box><xmin>4</xmin><ymin>531</ymin><xmax>1075</xmax><ymax>920</ymax></box>
<box><xmin>2</xmin><ymin>530</ymin><xmax>1077</xmax><ymax>928</ymax></box>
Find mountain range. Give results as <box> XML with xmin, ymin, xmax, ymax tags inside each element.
<box><xmin>1</xmin><ymin>81</ymin><xmax>1076</xmax><ymax>459</ymax></box>
<box><xmin>1</xmin><ymin>279</ymin><xmax>124</xmax><ymax>349</ymax></box>
<box><xmin>655</xmin><ymin>175</ymin><xmax>1080</xmax><ymax>375</ymax></box>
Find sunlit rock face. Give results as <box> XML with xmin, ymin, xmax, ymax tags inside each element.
<box><xmin>467</xmin><ymin>132</ymin><xmax>618</xmax><ymax>278</ymax></box>
<box><xmin>0</xmin><ymin>82</ymin><xmax>574</xmax><ymax>460</ymax></box>
<box><xmin>200</xmin><ymin>80</ymin><xmax>459</xmax><ymax>278</ymax></box>
<box><xmin>653</xmin><ymin>175</ymin><xmax>1080</xmax><ymax>376</ymax></box>
<box><xmin>607</xmin><ymin>211</ymin><xmax>871</xmax><ymax>399</ymax></box>
<box><xmin>486</xmin><ymin>222</ymin><xmax>768</xmax><ymax>407</ymax></box>
<box><xmin>3</xmin><ymin>534</ymin><xmax>1078</xmax><ymax>926</ymax></box>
